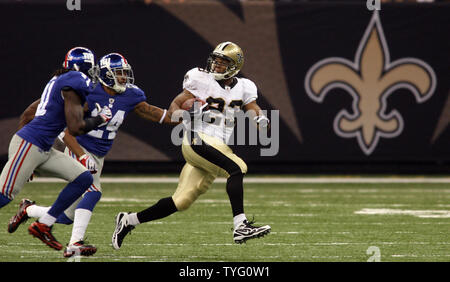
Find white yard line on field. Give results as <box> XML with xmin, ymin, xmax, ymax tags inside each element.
<box><xmin>355</xmin><ymin>208</ymin><xmax>450</xmax><ymax>218</ymax></box>
<box><xmin>32</xmin><ymin>176</ymin><xmax>450</xmax><ymax>183</ymax></box>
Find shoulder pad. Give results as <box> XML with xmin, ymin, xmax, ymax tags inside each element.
<box><xmin>183</xmin><ymin>68</ymin><xmax>211</xmax><ymax>93</ymax></box>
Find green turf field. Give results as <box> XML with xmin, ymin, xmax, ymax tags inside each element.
<box><xmin>0</xmin><ymin>178</ymin><xmax>449</xmax><ymax>262</ymax></box>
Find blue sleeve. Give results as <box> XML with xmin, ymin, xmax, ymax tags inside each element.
<box><xmin>60</xmin><ymin>71</ymin><xmax>92</xmax><ymax>104</ymax></box>
<box><xmin>131</xmin><ymin>85</ymin><xmax>147</xmax><ymax>106</ymax></box>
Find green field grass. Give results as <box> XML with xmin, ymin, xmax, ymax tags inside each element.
<box><xmin>0</xmin><ymin>179</ymin><xmax>449</xmax><ymax>262</ymax></box>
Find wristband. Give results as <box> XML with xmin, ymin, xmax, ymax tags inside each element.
<box><xmin>159</xmin><ymin>109</ymin><xmax>167</xmax><ymax>124</ymax></box>
<box><xmin>83</xmin><ymin>115</ymin><xmax>104</xmax><ymax>133</ymax></box>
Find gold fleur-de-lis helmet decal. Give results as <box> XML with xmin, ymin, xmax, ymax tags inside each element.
<box><xmin>305</xmin><ymin>11</ymin><xmax>437</xmax><ymax>155</ymax></box>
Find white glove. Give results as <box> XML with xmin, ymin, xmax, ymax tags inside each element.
<box><xmin>254</xmin><ymin>115</ymin><xmax>270</xmax><ymax>129</ymax></box>
<box><xmin>78</xmin><ymin>154</ymin><xmax>98</xmax><ymax>174</ymax></box>
<box><xmin>95</xmin><ymin>103</ymin><xmax>112</xmax><ymax>123</ymax></box>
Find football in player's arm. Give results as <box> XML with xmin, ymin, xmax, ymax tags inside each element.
<box><xmin>111</xmin><ymin>42</ymin><xmax>271</xmax><ymax>250</ymax></box>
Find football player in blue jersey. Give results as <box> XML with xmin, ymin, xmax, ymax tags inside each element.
<box><xmin>8</xmin><ymin>53</ymin><xmax>173</xmax><ymax>257</ymax></box>
<box><xmin>0</xmin><ymin>47</ymin><xmax>113</xmax><ymax>251</ymax></box>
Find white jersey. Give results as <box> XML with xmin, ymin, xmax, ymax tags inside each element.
<box><xmin>183</xmin><ymin>67</ymin><xmax>258</xmax><ymax>143</ymax></box>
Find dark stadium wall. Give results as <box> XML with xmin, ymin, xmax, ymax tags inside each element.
<box><xmin>0</xmin><ymin>1</ymin><xmax>449</xmax><ymax>174</ymax></box>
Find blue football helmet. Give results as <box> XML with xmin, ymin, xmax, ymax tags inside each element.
<box><xmin>98</xmin><ymin>53</ymin><xmax>134</xmax><ymax>94</ymax></box>
<box><xmin>63</xmin><ymin>47</ymin><xmax>97</xmax><ymax>80</ymax></box>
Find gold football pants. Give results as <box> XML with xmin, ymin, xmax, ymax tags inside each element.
<box><xmin>172</xmin><ymin>131</ymin><xmax>247</xmax><ymax>211</ymax></box>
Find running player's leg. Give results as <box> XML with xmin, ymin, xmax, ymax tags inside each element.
<box><xmin>35</xmin><ymin>148</ymin><xmax>92</xmax><ymax>227</ymax></box>
<box><xmin>182</xmin><ymin>131</ymin><xmax>247</xmax><ymax>220</ymax></box>
<box><xmin>20</xmin><ymin>146</ymin><xmax>99</xmax><ymax>225</ymax></box>
<box><xmin>182</xmin><ymin>131</ymin><xmax>270</xmax><ymax>243</ymax></box>
<box><xmin>171</xmin><ymin>163</ymin><xmax>216</xmax><ymax>211</ymax></box>
<box><xmin>65</xmin><ymin>153</ymin><xmax>102</xmax><ymax>258</ymax></box>
<box><xmin>112</xmin><ymin>163</ymin><xmax>215</xmax><ymax>250</ymax></box>
<box><xmin>0</xmin><ymin>135</ymin><xmax>46</xmax><ymax>208</ymax></box>
<box><xmin>63</xmin><ymin>147</ymin><xmax>103</xmax><ymax>241</ymax></box>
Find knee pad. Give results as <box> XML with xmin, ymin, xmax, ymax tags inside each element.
<box><xmin>72</xmin><ymin>171</ymin><xmax>94</xmax><ymax>192</ymax></box>
<box><xmin>174</xmin><ymin>197</ymin><xmax>192</xmax><ymax>211</ymax></box>
<box><xmin>173</xmin><ymin>191</ymin><xmax>198</xmax><ymax>211</ymax></box>
<box><xmin>56</xmin><ymin>212</ymin><xmax>74</xmax><ymax>225</ymax></box>
<box><xmin>77</xmin><ymin>191</ymin><xmax>101</xmax><ymax>212</ymax></box>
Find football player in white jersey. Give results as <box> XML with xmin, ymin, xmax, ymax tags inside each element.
<box><xmin>112</xmin><ymin>42</ymin><xmax>271</xmax><ymax>249</ymax></box>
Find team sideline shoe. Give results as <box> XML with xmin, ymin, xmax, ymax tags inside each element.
<box><xmin>63</xmin><ymin>241</ymin><xmax>97</xmax><ymax>258</ymax></box>
<box><xmin>233</xmin><ymin>220</ymin><xmax>271</xmax><ymax>244</ymax></box>
<box><xmin>28</xmin><ymin>221</ymin><xmax>63</xmax><ymax>250</ymax></box>
<box><xmin>112</xmin><ymin>212</ymin><xmax>135</xmax><ymax>250</ymax></box>
<box><xmin>7</xmin><ymin>199</ymin><xmax>35</xmax><ymax>233</ymax></box>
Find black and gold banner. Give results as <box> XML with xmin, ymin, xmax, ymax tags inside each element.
<box><xmin>0</xmin><ymin>2</ymin><xmax>449</xmax><ymax>173</ymax></box>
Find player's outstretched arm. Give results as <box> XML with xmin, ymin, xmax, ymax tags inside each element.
<box><xmin>133</xmin><ymin>101</ymin><xmax>176</xmax><ymax>125</ymax></box>
<box><xmin>18</xmin><ymin>98</ymin><xmax>40</xmax><ymax>130</ymax></box>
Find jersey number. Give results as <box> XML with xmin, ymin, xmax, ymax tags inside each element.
<box><xmin>88</xmin><ymin>109</ymin><xmax>125</xmax><ymax>140</ymax></box>
<box><xmin>35</xmin><ymin>74</ymin><xmax>91</xmax><ymax>117</ymax></box>
<box><xmin>204</xmin><ymin>97</ymin><xmax>243</xmax><ymax>126</ymax></box>
<box><xmin>206</xmin><ymin>97</ymin><xmax>243</xmax><ymax>113</ymax></box>
<box><xmin>35</xmin><ymin>78</ymin><xmax>57</xmax><ymax>117</ymax></box>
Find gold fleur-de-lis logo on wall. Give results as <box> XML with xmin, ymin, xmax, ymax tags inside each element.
<box><xmin>305</xmin><ymin>11</ymin><xmax>436</xmax><ymax>155</ymax></box>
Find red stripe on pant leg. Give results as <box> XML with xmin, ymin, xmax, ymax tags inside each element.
<box><xmin>90</xmin><ymin>184</ymin><xmax>99</xmax><ymax>192</ymax></box>
<box><xmin>8</xmin><ymin>143</ymin><xmax>32</xmax><ymax>198</ymax></box>
<box><xmin>1</xmin><ymin>139</ymin><xmax>25</xmax><ymax>195</ymax></box>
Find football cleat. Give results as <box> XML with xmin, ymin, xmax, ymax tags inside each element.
<box><xmin>112</xmin><ymin>212</ymin><xmax>135</xmax><ymax>250</ymax></box>
<box><xmin>233</xmin><ymin>220</ymin><xmax>271</xmax><ymax>244</ymax></box>
<box><xmin>63</xmin><ymin>241</ymin><xmax>97</xmax><ymax>258</ymax></box>
<box><xmin>28</xmin><ymin>221</ymin><xmax>63</xmax><ymax>251</ymax></box>
<box><xmin>7</xmin><ymin>199</ymin><xmax>35</xmax><ymax>233</ymax></box>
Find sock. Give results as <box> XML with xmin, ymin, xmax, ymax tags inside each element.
<box><xmin>226</xmin><ymin>173</ymin><xmax>245</xmax><ymax>217</ymax></box>
<box><xmin>0</xmin><ymin>194</ymin><xmax>11</xmax><ymax>208</ymax></box>
<box><xmin>38</xmin><ymin>213</ymin><xmax>57</xmax><ymax>226</ymax></box>
<box><xmin>128</xmin><ymin>213</ymin><xmax>140</xmax><ymax>226</ymax></box>
<box><xmin>26</xmin><ymin>205</ymin><xmax>50</xmax><ymax>218</ymax></box>
<box><xmin>66</xmin><ymin>191</ymin><xmax>100</xmax><ymax>244</ymax></box>
<box><xmin>26</xmin><ymin>205</ymin><xmax>73</xmax><ymax>224</ymax></box>
<box><xmin>233</xmin><ymin>213</ymin><xmax>247</xmax><ymax>230</ymax></box>
<box><xmin>45</xmin><ymin>171</ymin><xmax>93</xmax><ymax>222</ymax></box>
<box><xmin>69</xmin><ymin>208</ymin><xmax>92</xmax><ymax>245</ymax></box>
<box><xmin>136</xmin><ymin>197</ymin><xmax>178</xmax><ymax>224</ymax></box>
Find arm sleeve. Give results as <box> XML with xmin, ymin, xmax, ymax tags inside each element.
<box><xmin>242</xmin><ymin>79</ymin><xmax>258</xmax><ymax>105</ymax></box>
<box><xmin>134</xmin><ymin>86</ymin><xmax>147</xmax><ymax>104</ymax></box>
<box><xmin>60</xmin><ymin>72</ymin><xmax>91</xmax><ymax>104</ymax></box>
<box><xmin>182</xmin><ymin>68</ymin><xmax>209</xmax><ymax>98</ymax></box>
<box><xmin>126</xmin><ymin>84</ymin><xmax>147</xmax><ymax>110</ymax></box>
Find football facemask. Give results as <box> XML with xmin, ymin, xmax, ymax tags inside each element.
<box><xmin>206</xmin><ymin>41</ymin><xmax>244</xmax><ymax>81</ymax></box>
<box><xmin>98</xmin><ymin>53</ymin><xmax>134</xmax><ymax>94</ymax></box>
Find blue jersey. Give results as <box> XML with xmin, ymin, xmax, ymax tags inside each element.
<box><xmin>75</xmin><ymin>84</ymin><xmax>147</xmax><ymax>157</ymax></box>
<box><xmin>17</xmin><ymin>71</ymin><xmax>93</xmax><ymax>151</ymax></box>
